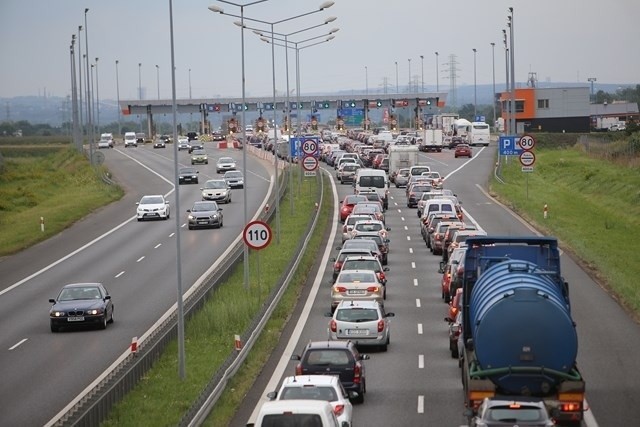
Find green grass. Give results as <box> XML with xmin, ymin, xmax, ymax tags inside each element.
<box><xmin>102</xmin><ymin>170</ymin><xmax>331</xmax><ymax>427</ymax></box>
<box><xmin>490</xmin><ymin>144</ymin><xmax>640</xmax><ymax>315</ymax></box>
<box><xmin>0</xmin><ymin>148</ymin><xmax>124</xmax><ymax>255</ymax></box>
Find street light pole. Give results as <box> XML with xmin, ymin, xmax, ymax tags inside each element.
<box><xmin>395</xmin><ymin>61</ymin><xmax>398</xmax><ymax>94</ymax></box>
<box><xmin>95</xmin><ymin>57</ymin><xmax>100</xmax><ymax>134</ymax></box>
<box><xmin>587</xmin><ymin>77</ymin><xmax>597</xmax><ymax>103</ymax></box>
<box><xmin>435</xmin><ymin>51</ymin><xmax>439</xmax><ymax>92</ymax></box>
<box><xmin>365</xmin><ymin>66</ymin><xmax>368</xmax><ymax>96</ymax></box>
<box><xmin>407</xmin><ymin>58</ymin><xmax>411</xmax><ymax>93</ymax></box>
<box><xmin>508</xmin><ymin>7</ymin><xmax>516</xmax><ymax>135</ymax></box>
<box><xmin>138</xmin><ymin>63</ymin><xmax>142</xmax><ymax>100</ymax></box>
<box><xmin>156</xmin><ymin>64</ymin><xmax>160</xmax><ymax>100</ymax></box>
<box><xmin>420</xmin><ymin>55</ymin><xmax>424</xmax><ymax>93</ymax></box>
<box><xmin>503</xmin><ymin>29</ymin><xmax>510</xmax><ymax>133</ymax></box>
<box><xmin>188</xmin><ymin>68</ymin><xmax>192</xmax><ymax>99</ymax></box>
<box><xmin>472</xmin><ymin>48</ymin><xmax>477</xmax><ymax>118</ymax></box>
<box><xmin>84</xmin><ymin>8</ymin><xmax>94</xmax><ymax>165</ymax></box>
<box><xmin>116</xmin><ymin>60</ymin><xmax>121</xmax><ymax>137</ymax></box>
<box><xmin>77</xmin><ymin>26</ymin><xmax>84</xmax><ymax>139</ymax></box>
<box><xmin>491</xmin><ymin>42</ymin><xmax>496</xmax><ymax>129</ymax></box>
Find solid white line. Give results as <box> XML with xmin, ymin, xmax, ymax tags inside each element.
<box><xmin>114</xmin><ymin>271</ymin><xmax>125</xmax><ymax>278</ymax></box>
<box><xmin>413</xmin><ymin>278</ymin><xmax>418</xmax><ymax>287</ymax></box>
<box><xmin>417</xmin><ymin>323</ymin><xmax>423</xmax><ymax>335</ymax></box>
<box><xmin>9</xmin><ymin>338</ymin><xmax>27</xmax><ymax>350</ymax></box>
<box><xmin>583</xmin><ymin>398</ymin><xmax>599</xmax><ymax>427</ymax></box>
<box><xmin>409</xmin><ymin>248</ymin><xmax>413</xmax><ymax>254</ymax></box>
<box><xmin>247</xmin><ymin>170</ymin><xmax>340</xmax><ymax>425</ymax></box>
<box><xmin>411</xmin><ymin>262</ymin><xmax>416</xmax><ymax>269</ymax></box>
<box><xmin>154</xmin><ymin>244</ymin><xmax>162</xmax><ymax>249</ymax></box>
<box><xmin>416</xmin><ymin>298</ymin><xmax>421</xmax><ymax>308</ymax></box>
<box><xmin>418</xmin><ymin>354</ymin><xmax>424</xmax><ymax>369</ymax></box>
<box><xmin>417</xmin><ymin>395</ymin><xmax>424</xmax><ymax>413</ymax></box>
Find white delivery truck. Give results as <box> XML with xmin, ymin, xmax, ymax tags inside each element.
<box><xmin>419</xmin><ymin>129</ymin><xmax>443</xmax><ymax>152</ymax></box>
<box><xmin>388</xmin><ymin>145</ymin><xmax>420</xmax><ymax>173</ymax></box>
<box><xmin>469</xmin><ymin>122</ymin><xmax>491</xmax><ymax>146</ymax></box>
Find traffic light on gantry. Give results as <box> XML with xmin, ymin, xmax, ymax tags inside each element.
<box><xmin>376</xmin><ymin>100</ymin><xmax>383</xmax><ymax>108</ymax></box>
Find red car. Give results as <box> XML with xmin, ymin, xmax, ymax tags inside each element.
<box><xmin>339</xmin><ymin>194</ymin><xmax>369</xmax><ymax>222</ymax></box>
<box><xmin>454</xmin><ymin>144</ymin><xmax>472</xmax><ymax>158</ymax></box>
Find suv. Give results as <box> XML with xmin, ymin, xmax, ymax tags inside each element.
<box><xmin>291</xmin><ymin>341</ymin><xmax>370</xmax><ymax>403</ymax></box>
<box><xmin>327</xmin><ymin>300</ymin><xmax>395</xmax><ymax>351</ymax></box>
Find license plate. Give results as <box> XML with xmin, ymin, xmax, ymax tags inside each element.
<box><xmin>348</xmin><ymin>289</ymin><xmax>366</xmax><ymax>295</ymax></box>
<box><xmin>347</xmin><ymin>329</ymin><xmax>368</xmax><ymax>335</ymax></box>
<box><xmin>67</xmin><ymin>316</ymin><xmax>85</xmax><ymax>322</ymax></box>
<box><xmin>198</xmin><ymin>220</ymin><xmax>209</xmax><ymax>224</ymax></box>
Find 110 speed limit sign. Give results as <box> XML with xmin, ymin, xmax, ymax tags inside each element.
<box><xmin>243</xmin><ymin>220</ymin><xmax>272</xmax><ymax>250</ymax></box>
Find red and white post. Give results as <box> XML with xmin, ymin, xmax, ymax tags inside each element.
<box><xmin>543</xmin><ymin>204</ymin><xmax>548</xmax><ymax>219</ymax></box>
<box><xmin>40</xmin><ymin>217</ymin><xmax>45</xmax><ymax>232</ymax></box>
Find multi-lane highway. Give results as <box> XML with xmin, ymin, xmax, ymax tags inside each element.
<box><xmin>234</xmin><ymin>142</ymin><xmax>640</xmax><ymax>427</ymax></box>
<box><xmin>0</xmin><ymin>143</ymin><xmax>272</xmax><ymax>426</ymax></box>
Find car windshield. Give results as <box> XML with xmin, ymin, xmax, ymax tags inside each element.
<box><xmin>180</xmin><ymin>168</ymin><xmax>197</xmax><ymax>174</ymax></box>
<box><xmin>305</xmin><ymin>349</ymin><xmax>351</xmax><ymax>366</ymax></box>
<box><xmin>358</xmin><ymin>175</ymin><xmax>385</xmax><ymax>188</ymax></box>
<box><xmin>345</xmin><ymin>216</ymin><xmax>370</xmax><ymax>226</ymax></box>
<box><xmin>219</xmin><ymin>157</ymin><xmax>234</xmax><ymax>163</ymax></box>
<box><xmin>336</xmin><ymin>308</ymin><xmax>379</xmax><ymax>322</ymax></box>
<box><xmin>140</xmin><ymin>196</ymin><xmax>164</xmax><ymax>205</ymax></box>
<box><xmin>353</xmin><ymin>235</ymin><xmax>383</xmax><ymax>245</ymax></box>
<box><xmin>192</xmin><ymin>149</ymin><xmax>206</xmax><ymax>155</ymax></box>
<box><xmin>280</xmin><ymin>386</ymin><xmax>338</xmax><ymax>402</ymax></box>
<box><xmin>58</xmin><ymin>286</ymin><xmax>101</xmax><ymax>301</ymax></box>
<box><xmin>225</xmin><ymin>172</ymin><xmax>243</xmax><ymax>178</ymax></box>
<box><xmin>204</xmin><ymin>180</ymin><xmax>227</xmax><ymax>189</ymax></box>
<box><xmin>338</xmin><ymin>271</ymin><xmax>376</xmax><ymax>282</ymax></box>
<box><xmin>343</xmin><ymin>260</ymin><xmax>380</xmax><ymax>271</ymax></box>
<box><xmin>192</xmin><ymin>202</ymin><xmax>218</xmax><ymax>212</ymax></box>
<box><xmin>487</xmin><ymin>406</ymin><xmax>546</xmax><ymax>422</ymax></box>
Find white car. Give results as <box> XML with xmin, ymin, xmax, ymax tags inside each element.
<box><xmin>216</xmin><ymin>156</ymin><xmax>237</xmax><ymax>174</ymax></box>
<box><xmin>266</xmin><ymin>375</ymin><xmax>354</xmax><ymax>426</ymax></box>
<box><xmin>136</xmin><ymin>195</ymin><xmax>170</xmax><ymax>221</ymax></box>
<box><xmin>97</xmin><ymin>139</ymin><xmax>112</xmax><ymax>149</ymax></box>
<box><xmin>328</xmin><ymin>300</ymin><xmax>394</xmax><ymax>351</ymax></box>
<box><xmin>223</xmin><ymin>170</ymin><xmax>244</xmax><ymax>188</ymax></box>
<box><xmin>177</xmin><ymin>137</ymin><xmax>190</xmax><ymax>151</ymax></box>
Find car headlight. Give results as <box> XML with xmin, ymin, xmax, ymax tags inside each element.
<box><xmin>188</xmin><ymin>215</ymin><xmax>195</xmax><ymax>220</ymax></box>
<box><xmin>51</xmin><ymin>311</ymin><xmax>65</xmax><ymax>317</ymax></box>
<box><xmin>87</xmin><ymin>309</ymin><xmax>102</xmax><ymax>315</ymax></box>
<box><xmin>211</xmin><ymin>214</ymin><xmax>218</xmax><ymax>219</ymax></box>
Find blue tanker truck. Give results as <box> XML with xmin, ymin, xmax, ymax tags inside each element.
<box><xmin>460</xmin><ymin>236</ymin><xmax>585</xmax><ymax>426</ymax></box>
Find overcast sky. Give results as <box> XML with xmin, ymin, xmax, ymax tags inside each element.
<box><xmin>1</xmin><ymin>0</ymin><xmax>638</xmax><ymax>102</ymax></box>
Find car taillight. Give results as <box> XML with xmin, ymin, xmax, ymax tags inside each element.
<box><xmin>342</xmin><ymin>225</ymin><xmax>348</xmax><ymax>233</ymax></box>
<box><xmin>456</xmin><ymin>266</ymin><xmax>464</xmax><ymax>277</ymax></box>
<box><xmin>330</xmin><ymin>319</ymin><xmax>337</xmax><ymax>332</ymax></box>
<box><xmin>353</xmin><ymin>362</ymin><xmax>362</xmax><ymax>384</ymax></box>
<box><xmin>377</xmin><ymin>319</ymin><xmax>385</xmax><ymax>332</ymax></box>
<box><xmin>334</xmin><ymin>262</ymin><xmax>343</xmax><ymax>270</ymax></box>
<box><xmin>295</xmin><ymin>364</ymin><xmax>302</xmax><ymax>375</ymax></box>
<box><xmin>378</xmin><ymin>272</ymin><xmax>386</xmax><ymax>281</ymax></box>
<box><xmin>335</xmin><ymin>286</ymin><xmax>347</xmax><ymax>292</ymax></box>
<box><xmin>435</xmin><ymin>234</ymin><xmax>442</xmax><ymax>241</ymax></box>
<box><xmin>451</xmin><ymin>306</ymin><xmax>458</xmax><ymax>317</ymax></box>
<box><xmin>333</xmin><ymin>404</ymin><xmax>345</xmax><ymax>417</ymax></box>
<box><xmin>452</xmin><ymin>324</ymin><xmax>461</xmax><ymax>337</ymax></box>
<box><xmin>366</xmin><ymin>286</ymin><xmax>379</xmax><ymax>292</ymax></box>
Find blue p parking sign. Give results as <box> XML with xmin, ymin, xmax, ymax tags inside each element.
<box><xmin>499</xmin><ymin>136</ymin><xmax>524</xmax><ymax>156</ymax></box>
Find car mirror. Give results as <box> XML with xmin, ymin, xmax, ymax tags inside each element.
<box><xmin>199</xmin><ymin>188</ymin><xmax>204</xmax><ymax>191</ymax></box>
<box><xmin>444</xmin><ymin>317</ymin><xmax>453</xmax><ymax>323</ymax></box>
<box><xmin>329</xmin><ymin>258</ymin><xmax>336</xmax><ymax>262</ymax></box>
<box><xmin>386</xmin><ymin>312</ymin><xmax>395</xmax><ymax>317</ymax></box>
<box><xmin>324</xmin><ymin>312</ymin><xmax>333</xmax><ymax>317</ymax></box>
<box><xmin>266</xmin><ymin>391</ymin><xmax>277</xmax><ymax>400</ymax></box>
<box><xmin>360</xmin><ymin>354</ymin><xmax>370</xmax><ymax>360</ymax></box>
<box><xmin>104</xmin><ymin>295</ymin><xmax>111</xmax><ymax>300</ymax></box>
<box><xmin>386</xmin><ymin>227</ymin><xmax>391</xmax><ymax>231</ymax></box>
<box><xmin>186</xmin><ymin>209</ymin><xmax>192</xmax><ymax>213</ymax></box>
<box><xmin>335</xmin><ymin>246</ymin><xmax>342</xmax><ymax>251</ymax></box>
<box><xmin>165</xmin><ymin>201</ymin><xmax>169</xmax><ymax>204</ymax></box>
<box><xmin>438</xmin><ymin>262</ymin><xmax>446</xmax><ymax>274</ymax></box>
<box><xmin>290</xmin><ymin>355</ymin><xmax>301</xmax><ymax>361</ymax></box>
<box><xmin>49</xmin><ymin>298</ymin><xmax>56</xmax><ymax>303</ymax></box>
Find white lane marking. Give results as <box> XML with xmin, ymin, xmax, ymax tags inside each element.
<box><xmin>136</xmin><ymin>256</ymin><xmax>145</xmax><ymax>263</ymax></box>
<box><xmin>154</xmin><ymin>243</ymin><xmax>162</xmax><ymax>249</ymax></box>
<box><xmin>417</xmin><ymin>323</ymin><xmax>423</xmax><ymax>334</ymax></box>
<box><xmin>169</xmin><ymin>232</ymin><xmax>175</xmax><ymax>238</ymax></box>
<box><xmin>409</xmin><ymin>248</ymin><xmax>413</xmax><ymax>254</ymax></box>
<box><xmin>401</xmin><ymin>216</ymin><xmax>405</xmax><ymax>221</ymax></box>
<box><xmin>583</xmin><ymin>399</ymin><xmax>599</xmax><ymax>427</ymax></box>
<box><xmin>416</xmin><ymin>298</ymin><xmax>421</xmax><ymax>308</ymax></box>
<box><xmin>411</xmin><ymin>262</ymin><xmax>416</xmax><ymax>269</ymax></box>
<box><xmin>417</xmin><ymin>395</ymin><xmax>424</xmax><ymax>414</ymax></box>
<box><xmin>9</xmin><ymin>338</ymin><xmax>28</xmax><ymax>350</ymax></box>
<box><xmin>404</xmin><ymin>225</ymin><xmax>408</xmax><ymax>230</ymax></box>
<box><xmin>114</xmin><ymin>271</ymin><xmax>125</xmax><ymax>278</ymax></box>
<box><xmin>418</xmin><ymin>354</ymin><xmax>424</xmax><ymax>369</ymax></box>
<box><xmin>413</xmin><ymin>278</ymin><xmax>418</xmax><ymax>287</ymax></box>
<box><xmin>397</xmin><ymin>209</ymin><xmax>402</xmax><ymax>214</ymax></box>
<box><xmin>407</xmin><ymin>236</ymin><xmax>411</xmax><ymax>241</ymax></box>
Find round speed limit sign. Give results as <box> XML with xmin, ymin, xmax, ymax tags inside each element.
<box><xmin>243</xmin><ymin>220</ymin><xmax>272</xmax><ymax>250</ymax></box>
<box><xmin>519</xmin><ymin>134</ymin><xmax>536</xmax><ymax>151</ymax></box>
<box><xmin>301</xmin><ymin>139</ymin><xmax>318</xmax><ymax>155</ymax></box>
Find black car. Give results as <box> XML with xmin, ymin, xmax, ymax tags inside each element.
<box><xmin>188</xmin><ymin>141</ymin><xmax>204</xmax><ymax>154</ymax></box>
<box><xmin>178</xmin><ymin>167</ymin><xmax>199</xmax><ymax>184</ymax></box>
<box><xmin>292</xmin><ymin>340</ymin><xmax>369</xmax><ymax>403</ymax></box>
<box><xmin>211</xmin><ymin>131</ymin><xmax>225</xmax><ymax>141</ymax></box>
<box><xmin>187</xmin><ymin>201</ymin><xmax>223</xmax><ymax>229</ymax></box>
<box><xmin>187</xmin><ymin>131</ymin><xmax>198</xmax><ymax>141</ymax></box>
<box><xmin>49</xmin><ymin>283</ymin><xmax>114</xmax><ymax>332</ymax></box>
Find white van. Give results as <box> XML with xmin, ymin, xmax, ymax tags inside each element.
<box><xmin>250</xmin><ymin>399</ymin><xmax>342</xmax><ymax>427</ymax></box>
<box><xmin>354</xmin><ymin>168</ymin><xmax>388</xmax><ymax>210</ymax></box>
<box><xmin>422</xmin><ymin>198</ymin><xmax>460</xmax><ymax>220</ymax></box>
<box><xmin>124</xmin><ymin>132</ymin><xmax>137</xmax><ymax>147</ymax></box>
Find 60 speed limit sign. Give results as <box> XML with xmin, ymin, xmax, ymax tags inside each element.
<box><xmin>243</xmin><ymin>220</ymin><xmax>272</xmax><ymax>250</ymax></box>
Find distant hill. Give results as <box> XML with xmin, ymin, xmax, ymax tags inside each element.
<box><xmin>1</xmin><ymin>82</ymin><xmax>635</xmax><ymax>126</ymax></box>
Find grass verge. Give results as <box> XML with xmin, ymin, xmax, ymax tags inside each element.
<box><xmin>490</xmin><ymin>144</ymin><xmax>640</xmax><ymax>316</ymax></box>
<box><xmin>101</xmin><ymin>170</ymin><xmax>332</xmax><ymax>426</ymax></box>
<box><xmin>0</xmin><ymin>147</ymin><xmax>124</xmax><ymax>255</ymax></box>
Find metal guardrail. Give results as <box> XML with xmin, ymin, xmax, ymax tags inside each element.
<box><xmin>47</xmin><ymin>158</ymin><xmax>316</xmax><ymax>426</ymax></box>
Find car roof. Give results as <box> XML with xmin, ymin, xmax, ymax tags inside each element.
<box><xmin>304</xmin><ymin>340</ymin><xmax>356</xmax><ymax>350</ymax></box>
<box><xmin>62</xmin><ymin>282</ymin><xmax>102</xmax><ymax>289</ymax></box>
<box><xmin>281</xmin><ymin>375</ymin><xmax>340</xmax><ymax>387</ymax></box>
<box><xmin>335</xmin><ymin>300</ymin><xmax>381</xmax><ymax>310</ymax></box>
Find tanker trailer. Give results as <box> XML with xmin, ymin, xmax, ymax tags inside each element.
<box><xmin>460</xmin><ymin>236</ymin><xmax>585</xmax><ymax>426</ymax></box>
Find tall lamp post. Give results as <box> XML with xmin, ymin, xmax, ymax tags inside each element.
<box><xmin>210</xmin><ymin>1</ymin><xmax>335</xmax><ymax>257</ymax></box>
<box><xmin>420</xmin><ymin>55</ymin><xmax>424</xmax><ymax>93</ymax></box>
<box><xmin>115</xmin><ymin>60</ymin><xmax>121</xmax><ymax>136</ymax></box>
<box><xmin>138</xmin><ymin>63</ymin><xmax>142</xmax><ymax>100</ymax></box>
<box><xmin>395</xmin><ymin>61</ymin><xmax>398</xmax><ymax>94</ymax></box>
<box><xmin>95</xmin><ymin>57</ymin><xmax>100</xmax><ymax>134</ymax></box>
<box><xmin>365</xmin><ymin>66</ymin><xmax>368</xmax><ymax>96</ymax></box>
<box><xmin>435</xmin><ymin>51</ymin><xmax>439</xmax><ymax>92</ymax></box>
<box><xmin>508</xmin><ymin>7</ymin><xmax>516</xmax><ymax>135</ymax></box>
<box><xmin>587</xmin><ymin>77</ymin><xmax>597</xmax><ymax>103</ymax></box>
<box><xmin>84</xmin><ymin>8</ymin><xmax>94</xmax><ymax>165</ymax></box>
<box><xmin>472</xmin><ymin>48</ymin><xmax>477</xmax><ymax>118</ymax></box>
<box><xmin>503</xmin><ymin>29</ymin><xmax>509</xmax><ymax>133</ymax></box>
<box><xmin>491</xmin><ymin>42</ymin><xmax>496</xmax><ymax>129</ymax></box>
<box><xmin>188</xmin><ymin>68</ymin><xmax>192</xmax><ymax>99</ymax></box>
<box><xmin>156</xmin><ymin>64</ymin><xmax>160</xmax><ymax>100</ymax></box>
<box><xmin>407</xmin><ymin>58</ymin><xmax>411</xmax><ymax>93</ymax></box>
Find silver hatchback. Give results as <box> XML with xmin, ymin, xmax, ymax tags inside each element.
<box><xmin>327</xmin><ymin>300</ymin><xmax>394</xmax><ymax>351</ymax></box>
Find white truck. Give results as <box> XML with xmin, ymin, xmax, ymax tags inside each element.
<box><xmin>419</xmin><ymin>129</ymin><xmax>443</xmax><ymax>152</ymax></box>
<box><xmin>387</xmin><ymin>145</ymin><xmax>420</xmax><ymax>174</ymax></box>
<box><xmin>452</xmin><ymin>118</ymin><xmax>472</xmax><ymax>142</ymax></box>
<box><xmin>469</xmin><ymin>122</ymin><xmax>491</xmax><ymax>146</ymax></box>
